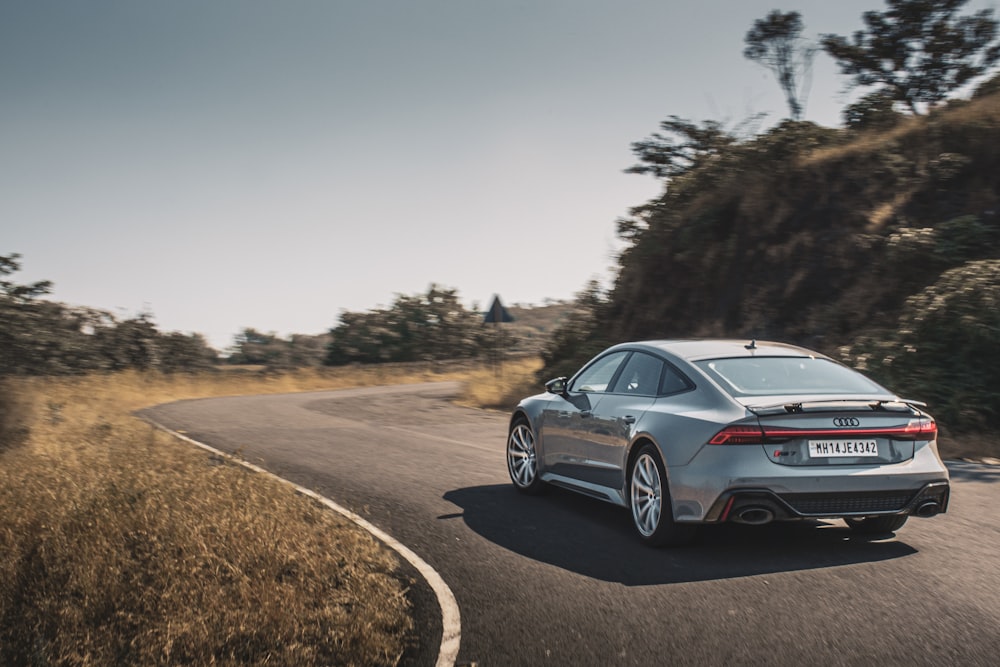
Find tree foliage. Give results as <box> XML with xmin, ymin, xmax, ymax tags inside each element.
<box><xmin>744</xmin><ymin>10</ymin><xmax>816</xmax><ymax>120</ymax></box>
<box><xmin>226</xmin><ymin>329</ymin><xmax>330</xmax><ymax>369</ymax></box>
<box><xmin>822</xmin><ymin>0</ymin><xmax>1000</xmax><ymax>114</ymax></box>
<box><xmin>544</xmin><ymin>89</ymin><xmax>1000</xmax><ymax>440</ymax></box>
<box><xmin>842</xmin><ymin>89</ymin><xmax>903</xmax><ymax>129</ymax></box>
<box><xmin>538</xmin><ymin>281</ymin><xmax>612</xmax><ymax>381</ymax></box>
<box><xmin>0</xmin><ymin>254</ymin><xmax>52</xmax><ymax>303</ymax></box>
<box><xmin>625</xmin><ymin>116</ymin><xmax>738</xmax><ymax>181</ymax></box>
<box><xmin>325</xmin><ymin>285</ymin><xmax>489</xmax><ymax>365</ymax></box>
<box><xmin>841</xmin><ymin>259</ymin><xmax>1000</xmax><ymax>432</ymax></box>
<box><xmin>0</xmin><ymin>254</ymin><xmax>217</xmax><ymax>375</ymax></box>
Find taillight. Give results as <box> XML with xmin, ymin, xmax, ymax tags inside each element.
<box><xmin>709</xmin><ymin>417</ymin><xmax>937</xmax><ymax>444</ymax></box>
<box><xmin>902</xmin><ymin>417</ymin><xmax>937</xmax><ymax>439</ymax></box>
<box><xmin>709</xmin><ymin>425</ymin><xmax>765</xmax><ymax>445</ymax></box>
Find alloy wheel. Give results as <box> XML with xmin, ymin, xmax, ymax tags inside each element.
<box><xmin>631</xmin><ymin>452</ymin><xmax>662</xmax><ymax>537</ymax></box>
<box><xmin>507</xmin><ymin>422</ymin><xmax>537</xmax><ymax>488</ymax></box>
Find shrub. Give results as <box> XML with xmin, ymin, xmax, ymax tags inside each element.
<box><xmin>841</xmin><ymin>259</ymin><xmax>1000</xmax><ymax>438</ymax></box>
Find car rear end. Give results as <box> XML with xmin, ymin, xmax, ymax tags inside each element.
<box><xmin>665</xmin><ymin>346</ymin><xmax>950</xmax><ymax>527</ymax></box>
<box><xmin>700</xmin><ymin>401</ymin><xmax>949</xmax><ymax>525</ymax></box>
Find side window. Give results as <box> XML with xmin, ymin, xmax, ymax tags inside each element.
<box><xmin>570</xmin><ymin>351</ymin><xmax>630</xmax><ymax>393</ymax></box>
<box><xmin>660</xmin><ymin>363</ymin><xmax>692</xmax><ymax>395</ymax></box>
<box><xmin>610</xmin><ymin>352</ymin><xmax>664</xmax><ymax>396</ymax></box>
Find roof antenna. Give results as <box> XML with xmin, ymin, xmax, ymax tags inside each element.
<box><xmin>745</xmin><ymin>339</ymin><xmax>757</xmax><ymax>350</ymax></box>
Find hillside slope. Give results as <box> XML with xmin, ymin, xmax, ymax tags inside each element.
<box><xmin>612</xmin><ymin>95</ymin><xmax>1000</xmax><ymax>345</ymax></box>
<box><xmin>545</xmin><ymin>92</ymin><xmax>1000</xmax><ymax>438</ymax></box>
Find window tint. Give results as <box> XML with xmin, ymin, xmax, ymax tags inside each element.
<box><xmin>610</xmin><ymin>352</ymin><xmax>664</xmax><ymax>396</ymax></box>
<box><xmin>659</xmin><ymin>363</ymin><xmax>691</xmax><ymax>395</ymax></box>
<box><xmin>570</xmin><ymin>351</ymin><xmax>629</xmax><ymax>393</ymax></box>
<box><xmin>694</xmin><ymin>356</ymin><xmax>886</xmax><ymax>397</ymax></box>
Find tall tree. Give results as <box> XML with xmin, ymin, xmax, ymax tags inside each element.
<box><xmin>821</xmin><ymin>0</ymin><xmax>1000</xmax><ymax>114</ymax></box>
<box><xmin>744</xmin><ymin>10</ymin><xmax>816</xmax><ymax>120</ymax></box>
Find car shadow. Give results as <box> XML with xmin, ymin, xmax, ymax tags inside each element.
<box><xmin>442</xmin><ymin>484</ymin><xmax>917</xmax><ymax>586</ymax></box>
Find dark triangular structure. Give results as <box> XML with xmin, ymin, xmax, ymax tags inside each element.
<box><xmin>483</xmin><ymin>295</ymin><xmax>514</xmax><ymax>323</ymax></box>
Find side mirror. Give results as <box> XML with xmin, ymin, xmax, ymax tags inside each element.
<box><xmin>545</xmin><ymin>377</ymin><xmax>568</xmax><ymax>395</ymax></box>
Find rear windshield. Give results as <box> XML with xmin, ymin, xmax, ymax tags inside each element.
<box><xmin>693</xmin><ymin>356</ymin><xmax>886</xmax><ymax>397</ymax></box>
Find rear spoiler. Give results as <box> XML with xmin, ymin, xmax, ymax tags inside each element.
<box><xmin>743</xmin><ymin>397</ymin><xmax>927</xmax><ymax>415</ymax></box>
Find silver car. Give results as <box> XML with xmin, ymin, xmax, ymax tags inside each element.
<box><xmin>507</xmin><ymin>340</ymin><xmax>950</xmax><ymax>546</ymax></box>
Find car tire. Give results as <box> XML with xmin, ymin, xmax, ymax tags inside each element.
<box><xmin>507</xmin><ymin>417</ymin><xmax>546</xmax><ymax>495</ymax></box>
<box><xmin>629</xmin><ymin>443</ymin><xmax>696</xmax><ymax>547</ymax></box>
<box><xmin>844</xmin><ymin>515</ymin><xmax>908</xmax><ymax>534</ymax></box>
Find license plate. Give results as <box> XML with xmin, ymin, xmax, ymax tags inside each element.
<box><xmin>808</xmin><ymin>439</ymin><xmax>879</xmax><ymax>458</ymax></box>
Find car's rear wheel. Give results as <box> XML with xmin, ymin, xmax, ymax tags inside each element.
<box><xmin>507</xmin><ymin>417</ymin><xmax>546</xmax><ymax>495</ymax></box>
<box><xmin>629</xmin><ymin>443</ymin><xmax>695</xmax><ymax>547</ymax></box>
<box><xmin>844</xmin><ymin>515</ymin><xmax>908</xmax><ymax>534</ymax></box>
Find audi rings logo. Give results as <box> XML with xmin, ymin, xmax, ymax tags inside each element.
<box><xmin>833</xmin><ymin>417</ymin><xmax>861</xmax><ymax>427</ymax></box>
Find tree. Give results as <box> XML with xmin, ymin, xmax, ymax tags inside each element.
<box><xmin>2</xmin><ymin>253</ymin><xmax>220</xmax><ymax>375</ymax></box>
<box><xmin>285</xmin><ymin>333</ymin><xmax>332</xmax><ymax>368</ymax></box>
<box><xmin>842</xmin><ymin>89</ymin><xmax>902</xmax><ymax>129</ymax></box>
<box><xmin>157</xmin><ymin>332</ymin><xmax>218</xmax><ymax>373</ymax></box>
<box><xmin>324</xmin><ymin>285</ymin><xmax>488</xmax><ymax>366</ymax></box>
<box><xmin>841</xmin><ymin>259</ymin><xmax>1000</xmax><ymax>433</ymax></box>
<box><xmin>227</xmin><ymin>328</ymin><xmax>286</xmax><ymax>366</ymax></box>
<box><xmin>538</xmin><ymin>281</ymin><xmax>612</xmax><ymax>381</ymax></box>
<box><xmin>0</xmin><ymin>253</ymin><xmax>52</xmax><ymax>302</ymax></box>
<box><xmin>0</xmin><ymin>253</ymin><xmax>72</xmax><ymax>374</ymax></box>
<box><xmin>822</xmin><ymin>0</ymin><xmax>1000</xmax><ymax>114</ymax></box>
<box><xmin>626</xmin><ymin>116</ymin><xmax>737</xmax><ymax>180</ymax></box>
<box><xmin>92</xmin><ymin>314</ymin><xmax>162</xmax><ymax>372</ymax></box>
<box><xmin>744</xmin><ymin>10</ymin><xmax>816</xmax><ymax>120</ymax></box>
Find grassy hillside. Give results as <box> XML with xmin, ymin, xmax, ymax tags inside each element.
<box><xmin>544</xmin><ymin>90</ymin><xmax>1000</xmax><ymax>445</ymax></box>
<box><xmin>613</xmin><ymin>94</ymin><xmax>1000</xmax><ymax>342</ymax></box>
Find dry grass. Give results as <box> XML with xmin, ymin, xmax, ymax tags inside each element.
<box><xmin>454</xmin><ymin>357</ymin><xmax>545</xmax><ymax>411</ymax></box>
<box><xmin>867</xmin><ymin>189</ymin><xmax>917</xmax><ymax>230</ymax></box>
<box><xmin>799</xmin><ymin>114</ymin><xmax>925</xmax><ymax>166</ymax></box>
<box><xmin>0</xmin><ymin>359</ymin><xmax>539</xmax><ymax>666</ymax></box>
<box><xmin>801</xmin><ymin>93</ymin><xmax>1000</xmax><ymax>168</ymax></box>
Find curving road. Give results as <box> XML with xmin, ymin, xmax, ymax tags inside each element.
<box><xmin>141</xmin><ymin>382</ymin><xmax>1000</xmax><ymax>666</ymax></box>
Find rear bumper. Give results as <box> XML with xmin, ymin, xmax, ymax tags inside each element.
<box><xmin>667</xmin><ymin>438</ymin><xmax>950</xmax><ymax>522</ymax></box>
<box><xmin>703</xmin><ymin>479</ymin><xmax>950</xmax><ymax>523</ymax></box>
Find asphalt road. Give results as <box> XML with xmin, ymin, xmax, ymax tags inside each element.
<box><xmin>141</xmin><ymin>382</ymin><xmax>1000</xmax><ymax>666</ymax></box>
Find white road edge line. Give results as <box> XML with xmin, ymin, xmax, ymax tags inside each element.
<box><xmin>142</xmin><ymin>418</ymin><xmax>462</xmax><ymax>667</ymax></box>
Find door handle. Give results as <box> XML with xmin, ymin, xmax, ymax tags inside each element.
<box><xmin>620</xmin><ymin>415</ymin><xmax>636</xmax><ymax>424</ymax></box>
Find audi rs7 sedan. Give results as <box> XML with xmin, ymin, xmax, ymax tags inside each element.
<box><xmin>506</xmin><ymin>340</ymin><xmax>950</xmax><ymax>546</ymax></box>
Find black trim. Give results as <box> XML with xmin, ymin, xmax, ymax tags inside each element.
<box><xmin>704</xmin><ymin>480</ymin><xmax>950</xmax><ymax>522</ymax></box>
<box><xmin>567</xmin><ymin>347</ymin><xmax>698</xmax><ymax>398</ymax></box>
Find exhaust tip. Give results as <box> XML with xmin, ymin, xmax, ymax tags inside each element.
<box><xmin>915</xmin><ymin>501</ymin><xmax>941</xmax><ymax>518</ymax></box>
<box><xmin>734</xmin><ymin>507</ymin><xmax>775</xmax><ymax>525</ymax></box>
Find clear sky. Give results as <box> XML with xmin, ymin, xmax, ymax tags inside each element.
<box><xmin>3</xmin><ymin>1</ymin><xmax>996</xmax><ymax>351</ymax></box>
